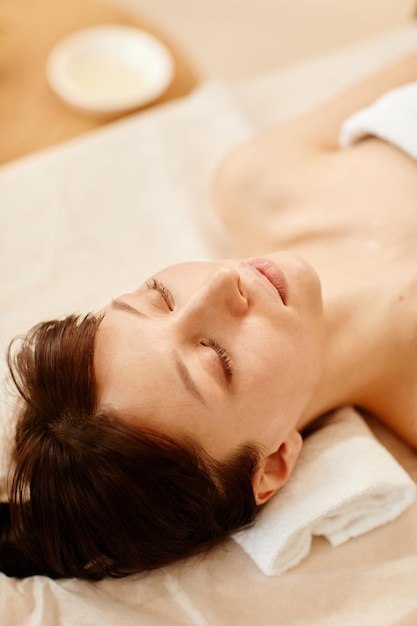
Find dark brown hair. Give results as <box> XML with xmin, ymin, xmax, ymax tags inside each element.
<box><xmin>0</xmin><ymin>313</ymin><xmax>261</xmax><ymax>580</ymax></box>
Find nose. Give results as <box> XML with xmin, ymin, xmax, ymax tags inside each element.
<box><xmin>178</xmin><ymin>266</ymin><xmax>248</xmax><ymax>328</ymax></box>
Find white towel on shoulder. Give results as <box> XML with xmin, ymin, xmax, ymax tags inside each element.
<box><xmin>339</xmin><ymin>81</ymin><xmax>417</xmax><ymax>160</ymax></box>
<box><xmin>232</xmin><ymin>407</ymin><xmax>416</xmax><ymax>576</ymax></box>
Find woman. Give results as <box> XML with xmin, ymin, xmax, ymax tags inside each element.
<box><xmin>2</xmin><ymin>52</ymin><xmax>417</xmax><ymax>580</ymax></box>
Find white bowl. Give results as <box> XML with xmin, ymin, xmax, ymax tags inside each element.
<box><xmin>46</xmin><ymin>25</ymin><xmax>175</xmax><ymax>116</ymax></box>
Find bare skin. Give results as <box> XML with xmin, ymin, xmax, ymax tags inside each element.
<box><xmin>211</xmin><ymin>53</ymin><xmax>417</xmax><ymax>447</ymax></box>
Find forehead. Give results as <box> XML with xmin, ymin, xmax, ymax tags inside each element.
<box><xmin>94</xmin><ymin>305</ymin><xmax>171</xmax><ymax>412</ymax></box>
<box><xmin>94</xmin><ymin>302</ymin><xmax>209</xmax><ymax>434</ymax></box>
<box><xmin>93</xmin><ymin>300</ymin><xmax>251</xmax><ymax>459</ymax></box>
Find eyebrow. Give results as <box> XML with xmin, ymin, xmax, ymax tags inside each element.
<box><xmin>173</xmin><ymin>349</ymin><xmax>207</xmax><ymax>406</ymax></box>
<box><xmin>111</xmin><ymin>298</ymin><xmax>147</xmax><ymax>318</ymax></box>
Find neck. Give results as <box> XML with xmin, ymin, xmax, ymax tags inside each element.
<box><xmin>298</xmin><ymin>247</ymin><xmax>414</xmax><ymax>431</ymax></box>
<box><xmin>302</xmin><ymin>295</ymin><xmax>373</xmax><ymax>424</ymax></box>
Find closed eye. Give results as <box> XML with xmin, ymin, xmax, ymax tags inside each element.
<box><xmin>201</xmin><ymin>338</ymin><xmax>233</xmax><ymax>384</ymax></box>
<box><xmin>145</xmin><ymin>278</ymin><xmax>233</xmax><ymax>386</ymax></box>
<box><xmin>146</xmin><ymin>277</ymin><xmax>175</xmax><ymax>311</ymax></box>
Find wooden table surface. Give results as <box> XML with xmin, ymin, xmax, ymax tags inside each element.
<box><xmin>0</xmin><ymin>0</ymin><xmax>199</xmax><ymax>164</ymax></box>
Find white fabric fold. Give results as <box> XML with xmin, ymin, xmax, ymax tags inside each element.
<box><xmin>232</xmin><ymin>407</ymin><xmax>416</xmax><ymax>576</ymax></box>
<box><xmin>339</xmin><ymin>81</ymin><xmax>417</xmax><ymax>159</ymax></box>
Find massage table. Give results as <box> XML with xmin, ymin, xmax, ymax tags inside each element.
<box><xmin>1</xmin><ymin>19</ymin><xmax>417</xmax><ymax>626</ymax></box>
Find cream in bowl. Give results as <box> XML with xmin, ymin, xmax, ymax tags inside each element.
<box><xmin>46</xmin><ymin>25</ymin><xmax>175</xmax><ymax>116</ymax></box>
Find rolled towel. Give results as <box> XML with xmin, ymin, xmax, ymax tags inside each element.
<box><xmin>232</xmin><ymin>406</ymin><xmax>416</xmax><ymax>576</ymax></box>
<box><xmin>339</xmin><ymin>81</ymin><xmax>417</xmax><ymax>160</ymax></box>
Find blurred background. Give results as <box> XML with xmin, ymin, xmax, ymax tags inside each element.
<box><xmin>114</xmin><ymin>0</ymin><xmax>416</xmax><ymax>79</ymax></box>
<box><xmin>1</xmin><ymin>0</ymin><xmax>416</xmax><ymax>163</ymax></box>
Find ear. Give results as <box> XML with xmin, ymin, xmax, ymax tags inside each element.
<box><xmin>252</xmin><ymin>430</ymin><xmax>303</xmax><ymax>506</ymax></box>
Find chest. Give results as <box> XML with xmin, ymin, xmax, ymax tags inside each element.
<box><xmin>266</xmin><ymin>138</ymin><xmax>417</xmax><ymax>250</ymax></box>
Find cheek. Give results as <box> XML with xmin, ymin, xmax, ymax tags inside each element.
<box><xmin>253</xmin><ymin>328</ymin><xmax>321</xmax><ymax>405</ymax></box>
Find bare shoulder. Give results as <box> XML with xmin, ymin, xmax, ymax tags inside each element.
<box><xmin>212</xmin><ymin>52</ymin><xmax>417</xmax><ymax>255</ymax></box>
<box><xmin>211</xmin><ymin>120</ymin><xmax>322</xmax><ymax>255</ymax></box>
<box><xmin>212</xmin><ymin>124</ymin><xmax>417</xmax><ymax>256</ymax></box>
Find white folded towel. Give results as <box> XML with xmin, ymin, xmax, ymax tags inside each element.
<box><xmin>232</xmin><ymin>407</ymin><xmax>416</xmax><ymax>576</ymax></box>
<box><xmin>339</xmin><ymin>81</ymin><xmax>417</xmax><ymax>160</ymax></box>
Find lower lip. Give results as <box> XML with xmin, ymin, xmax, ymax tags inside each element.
<box><xmin>247</xmin><ymin>257</ymin><xmax>288</xmax><ymax>305</ymax></box>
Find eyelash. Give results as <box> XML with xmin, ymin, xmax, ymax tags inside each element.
<box><xmin>202</xmin><ymin>338</ymin><xmax>233</xmax><ymax>382</ymax></box>
<box><xmin>146</xmin><ymin>277</ymin><xmax>175</xmax><ymax>310</ymax></box>
<box><xmin>146</xmin><ymin>277</ymin><xmax>233</xmax><ymax>381</ymax></box>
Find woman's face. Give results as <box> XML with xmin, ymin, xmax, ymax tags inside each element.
<box><xmin>94</xmin><ymin>252</ymin><xmax>324</xmax><ymax>460</ymax></box>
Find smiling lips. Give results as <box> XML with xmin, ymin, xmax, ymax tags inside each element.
<box><xmin>246</xmin><ymin>257</ymin><xmax>288</xmax><ymax>305</ymax></box>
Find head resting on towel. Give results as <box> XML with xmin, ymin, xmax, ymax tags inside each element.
<box><xmin>0</xmin><ymin>256</ymin><xmax>323</xmax><ymax>579</ymax></box>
